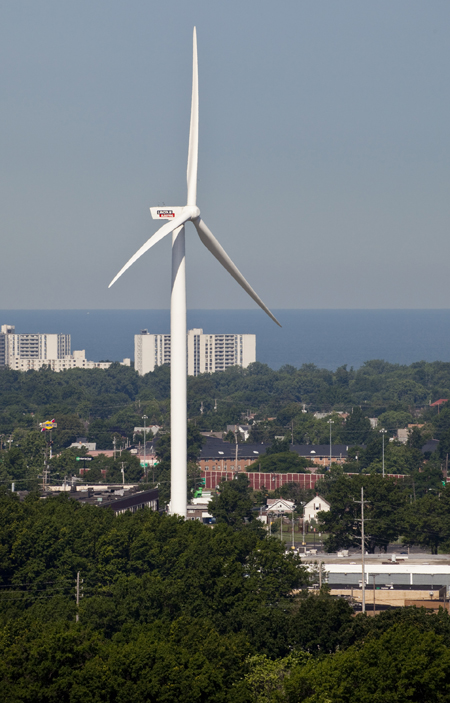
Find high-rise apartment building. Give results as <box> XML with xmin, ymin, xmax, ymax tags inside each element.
<box><xmin>0</xmin><ymin>325</ymin><xmax>71</xmax><ymax>367</ymax></box>
<box><xmin>0</xmin><ymin>324</ymin><xmax>130</xmax><ymax>372</ymax></box>
<box><xmin>135</xmin><ymin>330</ymin><xmax>171</xmax><ymax>376</ymax></box>
<box><xmin>134</xmin><ymin>328</ymin><xmax>256</xmax><ymax>377</ymax></box>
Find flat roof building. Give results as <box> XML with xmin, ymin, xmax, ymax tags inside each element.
<box><xmin>134</xmin><ymin>328</ymin><xmax>256</xmax><ymax>376</ymax></box>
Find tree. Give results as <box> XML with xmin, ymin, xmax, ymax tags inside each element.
<box><xmin>316</xmin><ymin>471</ymin><xmax>406</xmax><ymax>553</ymax></box>
<box><xmin>285</xmin><ymin>626</ymin><xmax>450</xmax><ymax>703</ymax></box>
<box><xmin>247</xmin><ymin>452</ymin><xmax>312</xmax><ymax>474</ymax></box>
<box><xmin>240</xmin><ymin>651</ymin><xmax>309</xmax><ymax>703</ymax></box>
<box><xmin>341</xmin><ymin>407</ymin><xmax>372</xmax><ymax>445</ymax></box>
<box><xmin>1</xmin><ymin>447</ymin><xmax>28</xmax><ymax>484</ymax></box>
<box><xmin>266</xmin><ymin>437</ymin><xmax>290</xmax><ymax>455</ymax></box>
<box><xmin>402</xmin><ymin>491</ymin><xmax>450</xmax><ymax>554</ymax></box>
<box><xmin>208</xmin><ymin>474</ymin><xmax>256</xmax><ymax>527</ymax></box>
<box><xmin>155</xmin><ymin>423</ymin><xmax>204</xmax><ymax>464</ymax></box>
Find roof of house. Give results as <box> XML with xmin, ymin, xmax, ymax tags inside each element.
<box><xmin>430</xmin><ymin>399</ymin><xmax>448</xmax><ymax>406</ymax></box>
<box><xmin>421</xmin><ymin>439</ymin><xmax>440</xmax><ymax>454</ymax></box>
<box><xmin>304</xmin><ymin>495</ymin><xmax>330</xmax><ymax>508</ymax></box>
<box><xmin>267</xmin><ymin>498</ymin><xmax>295</xmax><ymax>506</ymax></box>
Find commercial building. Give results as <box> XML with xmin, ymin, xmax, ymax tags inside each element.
<box><xmin>134</xmin><ymin>328</ymin><xmax>256</xmax><ymax>376</ymax></box>
<box><xmin>46</xmin><ymin>484</ymin><xmax>159</xmax><ymax>515</ymax></box>
<box><xmin>198</xmin><ymin>437</ymin><xmax>354</xmax><ymax>473</ymax></box>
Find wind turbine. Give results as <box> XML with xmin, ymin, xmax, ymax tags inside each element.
<box><xmin>109</xmin><ymin>28</ymin><xmax>280</xmax><ymax>517</ymax></box>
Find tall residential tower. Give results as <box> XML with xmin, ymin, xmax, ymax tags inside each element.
<box><xmin>135</xmin><ymin>328</ymin><xmax>256</xmax><ymax>376</ymax></box>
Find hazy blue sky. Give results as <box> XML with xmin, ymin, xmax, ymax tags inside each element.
<box><xmin>1</xmin><ymin>1</ymin><xmax>449</xmax><ymax>310</ymax></box>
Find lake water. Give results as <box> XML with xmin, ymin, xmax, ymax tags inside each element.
<box><xmin>1</xmin><ymin>309</ymin><xmax>450</xmax><ymax>370</ymax></box>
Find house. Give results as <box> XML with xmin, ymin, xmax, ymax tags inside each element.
<box><xmin>397</xmin><ymin>429</ymin><xmax>409</xmax><ymax>444</ymax></box>
<box><xmin>430</xmin><ymin>399</ymin><xmax>448</xmax><ymax>407</ymax></box>
<box><xmin>303</xmin><ymin>495</ymin><xmax>330</xmax><ymax>523</ymax></box>
<box><xmin>227</xmin><ymin>424</ymin><xmax>251</xmax><ymax>441</ymax></box>
<box><xmin>186</xmin><ymin>502</ymin><xmax>214</xmax><ymax>523</ymax></box>
<box><xmin>70</xmin><ymin>441</ymin><xmax>97</xmax><ymax>451</ymax></box>
<box><xmin>397</xmin><ymin>424</ymin><xmax>425</xmax><ymax>444</ymax></box>
<box><xmin>266</xmin><ymin>498</ymin><xmax>295</xmax><ymax>514</ymax></box>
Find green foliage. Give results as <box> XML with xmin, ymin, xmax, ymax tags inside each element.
<box><xmin>341</xmin><ymin>407</ymin><xmax>372</xmax><ymax>445</ymax></box>
<box><xmin>247</xmin><ymin>452</ymin><xmax>312</xmax><ymax>474</ymax></box>
<box><xmin>377</xmin><ymin>410</ymin><xmax>415</xmax><ymax>430</ymax></box>
<box><xmin>266</xmin><ymin>437</ymin><xmax>290</xmax><ymax>455</ymax></box>
<box><xmin>5</xmin><ymin>360</ymin><xmax>450</xmax><ymax>700</ymax></box>
<box><xmin>208</xmin><ymin>474</ymin><xmax>256</xmax><ymax>527</ymax></box>
<box><xmin>0</xmin><ymin>617</ymin><xmax>250</xmax><ymax>703</ymax></box>
<box><xmin>402</xmin><ymin>488</ymin><xmax>450</xmax><ymax>554</ymax></box>
<box><xmin>316</xmin><ymin>470</ymin><xmax>407</xmax><ymax>553</ymax></box>
<box><xmin>241</xmin><ymin>651</ymin><xmax>310</xmax><ymax>703</ymax></box>
<box><xmin>285</xmin><ymin>625</ymin><xmax>450</xmax><ymax>702</ymax></box>
<box><xmin>2</xmin><ymin>488</ymin><xmax>450</xmax><ymax>701</ymax></box>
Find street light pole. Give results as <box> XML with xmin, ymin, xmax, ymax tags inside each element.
<box><xmin>380</xmin><ymin>428</ymin><xmax>387</xmax><ymax>478</ymax></box>
<box><xmin>302</xmin><ymin>505</ymin><xmax>306</xmax><ymax>554</ymax></box>
<box><xmin>142</xmin><ymin>415</ymin><xmax>148</xmax><ymax>481</ymax></box>
<box><xmin>328</xmin><ymin>419</ymin><xmax>334</xmax><ymax>470</ymax></box>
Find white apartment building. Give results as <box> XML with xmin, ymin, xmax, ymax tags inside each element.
<box><xmin>0</xmin><ymin>324</ymin><xmax>130</xmax><ymax>373</ymax></box>
<box><xmin>135</xmin><ymin>330</ymin><xmax>171</xmax><ymax>376</ymax></box>
<box><xmin>7</xmin><ymin>350</ymin><xmax>114</xmax><ymax>372</ymax></box>
<box><xmin>0</xmin><ymin>325</ymin><xmax>70</xmax><ymax>367</ymax></box>
<box><xmin>135</xmin><ymin>328</ymin><xmax>256</xmax><ymax>377</ymax></box>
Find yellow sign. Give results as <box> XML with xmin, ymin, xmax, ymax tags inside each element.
<box><xmin>40</xmin><ymin>419</ymin><xmax>57</xmax><ymax>432</ymax></box>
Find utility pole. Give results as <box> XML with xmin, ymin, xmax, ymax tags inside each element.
<box><xmin>42</xmin><ymin>444</ymin><xmax>49</xmax><ymax>491</ymax></box>
<box><xmin>280</xmin><ymin>513</ymin><xmax>283</xmax><ymax>543</ymax></box>
<box><xmin>380</xmin><ymin>428</ymin><xmax>387</xmax><ymax>477</ymax></box>
<box><xmin>113</xmin><ymin>436</ymin><xmax>117</xmax><ymax>461</ymax></box>
<box><xmin>121</xmin><ymin>462</ymin><xmax>125</xmax><ymax>487</ymax></box>
<box><xmin>235</xmin><ymin>430</ymin><xmax>239</xmax><ymax>473</ymax></box>
<box><xmin>200</xmin><ymin>401</ymin><xmax>204</xmax><ymax>415</ymax></box>
<box><xmin>291</xmin><ymin>420</ymin><xmax>294</xmax><ymax>445</ymax></box>
<box><xmin>291</xmin><ymin>510</ymin><xmax>295</xmax><ymax>549</ymax></box>
<box><xmin>142</xmin><ymin>415</ymin><xmax>148</xmax><ymax>481</ymax></box>
<box><xmin>327</xmin><ymin>419</ymin><xmax>334</xmax><ymax>469</ymax></box>
<box><xmin>354</xmin><ymin>487</ymin><xmax>369</xmax><ymax>613</ymax></box>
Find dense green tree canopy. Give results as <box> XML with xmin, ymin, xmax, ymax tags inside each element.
<box><xmin>247</xmin><ymin>452</ymin><xmax>313</xmax><ymax>474</ymax></box>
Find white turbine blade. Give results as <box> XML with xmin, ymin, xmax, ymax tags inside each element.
<box><xmin>193</xmin><ymin>218</ymin><xmax>281</xmax><ymax>327</ymax></box>
<box><xmin>186</xmin><ymin>27</ymin><xmax>199</xmax><ymax>206</ymax></box>
<box><xmin>108</xmin><ymin>211</ymin><xmax>191</xmax><ymax>288</ymax></box>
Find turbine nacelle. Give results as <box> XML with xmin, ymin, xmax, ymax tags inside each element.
<box><xmin>150</xmin><ymin>206</ymin><xmax>200</xmax><ymax>221</ymax></box>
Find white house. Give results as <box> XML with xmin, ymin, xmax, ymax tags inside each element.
<box><xmin>266</xmin><ymin>498</ymin><xmax>295</xmax><ymax>514</ymax></box>
<box><xmin>303</xmin><ymin>495</ymin><xmax>330</xmax><ymax>523</ymax></box>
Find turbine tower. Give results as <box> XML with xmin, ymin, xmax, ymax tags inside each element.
<box><xmin>109</xmin><ymin>28</ymin><xmax>280</xmax><ymax>517</ymax></box>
